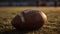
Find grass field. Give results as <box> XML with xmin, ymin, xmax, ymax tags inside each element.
<box><xmin>0</xmin><ymin>7</ymin><xmax>60</xmax><ymax>34</ymax></box>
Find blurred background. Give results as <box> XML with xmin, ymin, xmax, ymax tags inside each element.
<box><xmin>0</xmin><ymin>0</ymin><xmax>60</xmax><ymax>6</ymax></box>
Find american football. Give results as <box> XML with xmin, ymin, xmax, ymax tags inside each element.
<box><xmin>11</xmin><ymin>9</ymin><xmax>47</xmax><ymax>31</ymax></box>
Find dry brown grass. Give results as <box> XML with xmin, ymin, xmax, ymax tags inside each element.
<box><xmin>0</xmin><ymin>7</ymin><xmax>60</xmax><ymax>34</ymax></box>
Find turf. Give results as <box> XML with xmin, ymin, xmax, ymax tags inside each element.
<box><xmin>0</xmin><ymin>7</ymin><xmax>60</xmax><ymax>34</ymax></box>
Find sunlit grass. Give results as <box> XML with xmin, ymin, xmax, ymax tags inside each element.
<box><xmin>0</xmin><ymin>7</ymin><xmax>60</xmax><ymax>34</ymax></box>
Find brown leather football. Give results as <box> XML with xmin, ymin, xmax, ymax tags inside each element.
<box><xmin>11</xmin><ymin>9</ymin><xmax>47</xmax><ymax>31</ymax></box>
